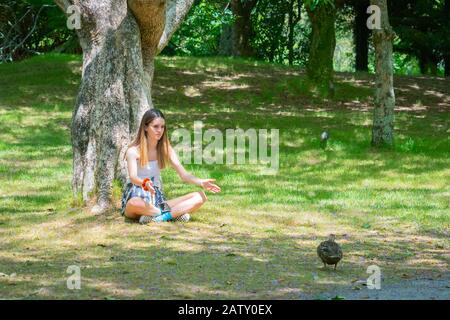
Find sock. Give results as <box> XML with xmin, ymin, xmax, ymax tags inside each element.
<box><xmin>152</xmin><ymin>211</ymin><xmax>173</xmax><ymax>222</ymax></box>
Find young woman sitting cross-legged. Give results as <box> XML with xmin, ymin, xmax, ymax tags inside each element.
<box><xmin>120</xmin><ymin>108</ymin><xmax>221</xmax><ymax>224</ymax></box>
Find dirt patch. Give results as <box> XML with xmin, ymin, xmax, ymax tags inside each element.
<box><xmin>306</xmin><ymin>274</ymin><xmax>450</xmax><ymax>300</ymax></box>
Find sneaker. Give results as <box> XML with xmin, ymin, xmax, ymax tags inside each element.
<box><xmin>139</xmin><ymin>215</ymin><xmax>155</xmax><ymax>225</ymax></box>
<box><xmin>173</xmin><ymin>213</ymin><xmax>190</xmax><ymax>222</ymax></box>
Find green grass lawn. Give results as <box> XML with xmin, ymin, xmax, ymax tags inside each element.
<box><xmin>0</xmin><ymin>53</ymin><xmax>449</xmax><ymax>299</ymax></box>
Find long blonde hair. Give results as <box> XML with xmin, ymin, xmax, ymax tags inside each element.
<box><xmin>126</xmin><ymin>109</ymin><xmax>170</xmax><ymax>169</ymax></box>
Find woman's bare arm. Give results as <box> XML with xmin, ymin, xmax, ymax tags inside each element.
<box><xmin>168</xmin><ymin>145</ymin><xmax>221</xmax><ymax>193</ymax></box>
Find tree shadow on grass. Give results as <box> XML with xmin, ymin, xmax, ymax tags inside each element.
<box><xmin>0</xmin><ymin>213</ymin><xmax>448</xmax><ymax>299</ymax></box>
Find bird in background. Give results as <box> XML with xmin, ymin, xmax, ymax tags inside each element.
<box><xmin>320</xmin><ymin>131</ymin><xmax>329</xmax><ymax>149</ymax></box>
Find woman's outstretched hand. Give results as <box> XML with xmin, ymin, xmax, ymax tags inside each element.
<box><xmin>200</xmin><ymin>178</ymin><xmax>221</xmax><ymax>193</ymax></box>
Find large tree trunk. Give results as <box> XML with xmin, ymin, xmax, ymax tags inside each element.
<box><xmin>55</xmin><ymin>0</ymin><xmax>194</xmax><ymax>213</ymax></box>
<box><xmin>306</xmin><ymin>2</ymin><xmax>336</xmax><ymax>90</ymax></box>
<box><xmin>371</xmin><ymin>0</ymin><xmax>395</xmax><ymax>147</ymax></box>
<box><xmin>354</xmin><ymin>0</ymin><xmax>370</xmax><ymax>72</ymax></box>
<box><xmin>230</xmin><ymin>0</ymin><xmax>257</xmax><ymax>57</ymax></box>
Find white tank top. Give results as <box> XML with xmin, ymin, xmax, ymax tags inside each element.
<box><xmin>134</xmin><ymin>159</ymin><xmax>163</xmax><ymax>189</ymax></box>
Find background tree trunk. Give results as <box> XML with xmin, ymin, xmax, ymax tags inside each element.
<box><xmin>288</xmin><ymin>2</ymin><xmax>295</xmax><ymax>66</ymax></box>
<box><xmin>287</xmin><ymin>0</ymin><xmax>302</xmax><ymax>66</ymax></box>
<box><xmin>306</xmin><ymin>2</ymin><xmax>336</xmax><ymax>90</ymax></box>
<box><xmin>55</xmin><ymin>0</ymin><xmax>194</xmax><ymax>213</ymax></box>
<box><xmin>419</xmin><ymin>51</ymin><xmax>439</xmax><ymax>76</ymax></box>
<box><xmin>230</xmin><ymin>0</ymin><xmax>257</xmax><ymax>57</ymax></box>
<box><xmin>354</xmin><ymin>0</ymin><xmax>370</xmax><ymax>72</ymax></box>
<box><xmin>445</xmin><ymin>55</ymin><xmax>450</xmax><ymax>77</ymax></box>
<box><xmin>218</xmin><ymin>24</ymin><xmax>234</xmax><ymax>56</ymax></box>
<box><xmin>445</xmin><ymin>0</ymin><xmax>450</xmax><ymax>77</ymax></box>
<box><xmin>371</xmin><ymin>0</ymin><xmax>395</xmax><ymax>147</ymax></box>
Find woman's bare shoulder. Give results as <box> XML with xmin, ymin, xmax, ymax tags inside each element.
<box><xmin>126</xmin><ymin>146</ymin><xmax>139</xmax><ymax>158</ymax></box>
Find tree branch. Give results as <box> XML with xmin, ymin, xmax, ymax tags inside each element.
<box><xmin>290</xmin><ymin>0</ymin><xmax>302</xmax><ymax>25</ymax></box>
<box><xmin>53</xmin><ymin>0</ymin><xmax>72</xmax><ymax>12</ymax></box>
<box><xmin>157</xmin><ymin>0</ymin><xmax>195</xmax><ymax>54</ymax></box>
<box><xmin>297</xmin><ymin>0</ymin><xmax>303</xmax><ymax>21</ymax></box>
<box><xmin>11</xmin><ymin>5</ymin><xmax>54</xmax><ymax>55</ymax></box>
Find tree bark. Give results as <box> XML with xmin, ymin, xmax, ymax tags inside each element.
<box><xmin>306</xmin><ymin>2</ymin><xmax>336</xmax><ymax>90</ymax></box>
<box><xmin>230</xmin><ymin>0</ymin><xmax>257</xmax><ymax>57</ymax></box>
<box><xmin>419</xmin><ymin>51</ymin><xmax>439</xmax><ymax>76</ymax></box>
<box><xmin>288</xmin><ymin>0</ymin><xmax>302</xmax><ymax>66</ymax></box>
<box><xmin>218</xmin><ymin>24</ymin><xmax>234</xmax><ymax>56</ymax></box>
<box><xmin>288</xmin><ymin>2</ymin><xmax>295</xmax><ymax>65</ymax></box>
<box><xmin>445</xmin><ymin>0</ymin><xmax>450</xmax><ymax>77</ymax></box>
<box><xmin>218</xmin><ymin>1</ymin><xmax>234</xmax><ymax>56</ymax></box>
<box><xmin>354</xmin><ymin>0</ymin><xmax>370</xmax><ymax>72</ymax></box>
<box><xmin>371</xmin><ymin>0</ymin><xmax>395</xmax><ymax>147</ymax></box>
<box><xmin>55</xmin><ymin>0</ymin><xmax>194</xmax><ymax>213</ymax></box>
<box><xmin>445</xmin><ymin>55</ymin><xmax>450</xmax><ymax>77</ymax></box>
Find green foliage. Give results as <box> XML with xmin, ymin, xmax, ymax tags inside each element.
<box><xmin>163</xmin><ymin>0</ymin><xmax>234</xmax><ymax>56</ymax></box>
<box><xmin>2</xmin><ymin>0</ymin><xmax>448</xmax><ymax>77</ymax></box>
<box><xmin>389</xmin><ymin>0</ymin><xmax>448</xmax><ymax>75</ymax></box>
<box><xmin>251</xmin><ymin>0</ymin><xmax>311</xmax><ymax>65</ymax></box>
<box><xmin>392</xmin><ymin>53</ymin><xmax>422</xmax><ymax>76</ymax></box>
<box><xmin>251</xmin><ymin>0</ymin><xmax>289</xmax><ymax>63</ymax></box>
<box><xmin>304</xmin><ymin>0</ymin><xmax>335</xmax><ymax>11</ymax></box>
<box><xmin>169</xmin><ymin>0</ymin><xmax>313</xmax><ymax>66</ymax></box>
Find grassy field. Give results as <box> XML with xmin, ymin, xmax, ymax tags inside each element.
<box><xmin>0</xmin><ymin>54</ymin><xmax>449</xmax><ymax>299</ymax></box>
